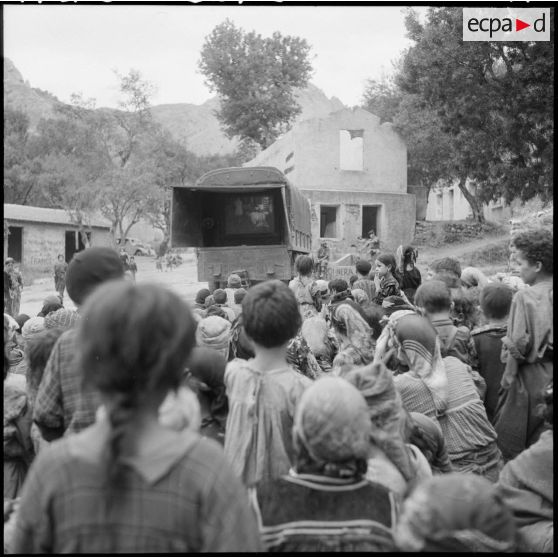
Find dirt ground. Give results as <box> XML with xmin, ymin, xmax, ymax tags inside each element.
<box><xmin>19</xmin><ymin>255</ymin><xmax>208</xmax><ymax>317</ymax></box>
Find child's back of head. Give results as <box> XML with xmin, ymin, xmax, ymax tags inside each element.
<box><xmin>242</xmin><ymin>280</ymin><xmax>301</xmax><ymax>348</ymax></box>
<box><xmin>355</xmin><ymin>260</ymin><xmax>372</xmax><ymax>277</ymax></box>
<box><xmin>480</xmin><ymin>283</ymin><xmax>514</xmax><ymax>322</ymax></box>
<box><xmin>415</xmin><ymin>280</ymin><xmax>452</xmax><ymax>315</ymax></box>
<box><xmin>329</xmin><ymin>278</ymin><xmax>349</xmax><ymax>294</ymax></box>
<box><xmin>234</xmin><ymin>288</ymin><xmax>247</xmax><ymax>305</ymax></box>
<box><xmin>295</xmin><ymin>255</ymin><xmax>314</xmax><ymax>277</ymax></box>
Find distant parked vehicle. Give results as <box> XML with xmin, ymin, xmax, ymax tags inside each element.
<box><xmin>116</xmin><ymin>237</ymin><xmax>155</xmax><ymax>257</ymax></box>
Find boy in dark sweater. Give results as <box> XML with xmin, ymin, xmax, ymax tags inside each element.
<box><xmin>471</xmin><ymin>283</ymin><xmax>514</xmax><ymax>423</ymax></box>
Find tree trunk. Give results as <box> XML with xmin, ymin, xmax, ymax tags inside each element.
<box><xmin>456</xmin><ymin>175</ymin><xmax>485</xmax><ymax>223</ymax></box>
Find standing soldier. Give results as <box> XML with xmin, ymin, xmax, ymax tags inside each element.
<box><xmin>54</xmin><ymin>254</ymin><xmax>68</xmax><ymax>303</ymax></box>
<box><xmin>315</xmin><ymin>241</ymin><xmax>330</xmax><ymax>279</ymax></box>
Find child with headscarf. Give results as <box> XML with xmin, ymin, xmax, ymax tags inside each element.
<box><xmin>344</xmin><ymin>360</ymin><xmax>432</xmax><ymax>499</ymax></box>
<box><xmin>251</xmin><ymin>376</ymin><xmax>397</xmax><ymax>552</ymax></box>
<box><xmin>380</xmin><ymin>313</ymin><xmax>502</xmax><ymax>481</ymax></box>
<box><xmin>300</xmin><ymin>316</ymin><xmax>336</xmax><ymax>374</ymax></box>
<box><xmin>196</xmin><ymin>315</ymin><xmax>232</xmax><ymax>361</ymax></box>
<box><xmin>395</xmin><ymin>474</ymin><xmax>517</xmax><ymax>552</ymax></box>
<box><xmin>224</xmin><ymin>280</ymin><xmax>311</xmax><ymax>487</ymax></box>
<box><xmin>330</xmin><ymin>303</ymin><xmax>375</xmax><ymax>375</ymax></box>
<box><xmin>4</xmin><ymin>318</ymin><xmax>34</xmax><ymax>499</ymax></box>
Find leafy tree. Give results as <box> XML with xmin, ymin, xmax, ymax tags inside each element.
<box><xmin>392</xmin><ymin>7</ymin><xmax>553</xmax><ymax>221</ymax></box>
<box><xmin>199</xmin><ymin>19</ymin><xmax>313</xmax><ymax>149</ymax></box>
<box><xmin>363</xmin><ymin>77</ymin><xmax>454</xmax><ymax>203</ymax></box>
<box><xmin>4</xmin><ymin>108</ymin><xmax>42</xmax><ymax>205</ymax></box>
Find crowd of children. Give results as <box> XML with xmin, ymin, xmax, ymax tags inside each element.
<box><xmin>3</xmin><ymin>229</ymin><xmax>553</xmax><ymax>552</ymax></box>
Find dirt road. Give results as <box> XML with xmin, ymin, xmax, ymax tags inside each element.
<box><xmin>19</xmin><ymin>255</ymin><xmax>207</xmax><ymax>317</ymax></box>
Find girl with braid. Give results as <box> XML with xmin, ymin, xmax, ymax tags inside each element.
<box><xmin>12</xmin><ymin>282</ymin><xmax>262</xmax><ymax>553</ymax></box>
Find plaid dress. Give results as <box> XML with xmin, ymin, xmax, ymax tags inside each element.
<box><xmin>12</xmin><ymin>421</ymin><xmax>262</xmax><ymax>553</ymax></box>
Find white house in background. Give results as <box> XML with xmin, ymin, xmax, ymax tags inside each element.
<box><xmin>426</xmin><ymin>181</ymin><xmax>511</xmax><ymax>222</ymax></box>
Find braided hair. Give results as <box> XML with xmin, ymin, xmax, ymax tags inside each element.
<box><xmin>77</xmin><ymin>281</ymin><xmax>196</xmax><ymax>495</ymax></box>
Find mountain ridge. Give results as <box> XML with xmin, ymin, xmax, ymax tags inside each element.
<box><xmin>4</xmin><ymin>57</ymin><xmax>346</xmax><ymax>156</ymax></box>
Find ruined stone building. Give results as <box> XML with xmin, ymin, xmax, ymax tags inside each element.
<box><xmin>244</xmin><ymin>107</ymin><xmax>415</xmax><ymax>259</ymax></box>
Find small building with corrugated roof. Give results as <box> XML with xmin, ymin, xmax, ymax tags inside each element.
<box><xmin>4</xmin><ymin>204</ymin><xmax>112</xmax><ymax>272</ymax></box>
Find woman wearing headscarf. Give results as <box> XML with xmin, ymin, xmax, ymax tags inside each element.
<box><xmin>330</xmin><ymin>304</ymin><xmax>375</xmax><ymax>375</ymax></box>
<box><xmin>380</xmin><ymin>313</ymin><xmax>501</xmax><ymax>481</ymax></box>
<box><xmin>395</xmin><ymin>474</ymin><xmax>517</xmax><ymax>552</ymax></box>
<box><xmin>195</xmin><ymin>315</ymin><xmax>232</xmax><ymax>361</ymax></box>
<box><xmin>251</xmin><ymin>376</ymin><xmax>397</xmax><ymax>552</ymax></box>
<box><xmin>300</xmin><ymin>316</ymin><xmax>337</xmax><ymax>374</ymax></box>
<box><xmin>344</xmin><ymin>360</ymin><xmax>432</xmax><ymax>499</ymax></box>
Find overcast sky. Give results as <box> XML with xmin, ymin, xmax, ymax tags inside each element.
<box><xmin>3</xmin><ymin>4</ymin><xmax>428</xmax><ymax>109</ymax></box>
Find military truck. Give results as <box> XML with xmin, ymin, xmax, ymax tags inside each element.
<box><xmin>171</xmin><ymin>167</ymin><xmax>312</xmax><ymax>290</ymax></box>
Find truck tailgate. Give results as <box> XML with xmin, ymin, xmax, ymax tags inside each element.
<box><xmin>197</xmin><ymin>245</ymin><xmax>292</xmax><ymax>283</ymax></box>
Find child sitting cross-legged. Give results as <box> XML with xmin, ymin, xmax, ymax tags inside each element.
<box><xmin>224</xmin><ymin>280</ymin><xmax>312</xmax><ymax>487</ymax></box>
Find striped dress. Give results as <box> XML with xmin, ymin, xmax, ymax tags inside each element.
<box><xmin>394</xmin><ymin>356</ymin><xmax>501</xmax><ymax>480</ymax></box>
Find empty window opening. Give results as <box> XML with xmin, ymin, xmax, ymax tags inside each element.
<box><xmin>320</xmin><ymin>206</ymin><xmax>339</xmax><ymax>238</ymax></box>
<box><xmin>339</xmin><ymin>130</ymin><xmax>364</xmax><ymax>171</ymax></box>
<box><xmin>7</xmin><ymin>227</ymin><xmax>23</xmax><ymax>262</ymax></box>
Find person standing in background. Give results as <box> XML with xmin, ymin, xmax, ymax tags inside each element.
<box><xmin>53</xmin><ymin>254</ymin><xmax>68</xmax><ymax>303</ymax></box>
<box><xmin>128</xmin><ymin>256</ymin><xmax>138</xmax><ymax>281</ymax></box>
<box><xmin>5</xmin><ymin>258</ymin><xmax>23</xmax><ymax>317</ymax></box>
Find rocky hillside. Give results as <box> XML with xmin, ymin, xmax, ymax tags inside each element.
<box><xmin>4</xmin><ymin>58</ymin><xmax>64</xmax><ymax>126</ymax></box>
<box><xmin>4</xmin><ymin>58</ymin><xmax>345</xmax><ymax>156</ymax></box>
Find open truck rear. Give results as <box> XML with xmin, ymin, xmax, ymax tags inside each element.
<box><xmin>171</xmin><ymin>167</ymin><xmax>312</xmax><ymax>290</ymax></box>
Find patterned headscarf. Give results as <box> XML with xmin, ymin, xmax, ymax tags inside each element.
<box><xmin>331</xmin><ymin>303</ymin><xmax>375</xmax><ymax>361</ymax></box>
<box><xmin>461</xmin><ymin>266</ymin><xmax>489</xmax><ymax>289</ymax></box>
<box><xmin>345</xmin><ymin>360</ymin><xmax>415</xmax><ymax>481</ymax></box>
<box><xmin>351</xmin><ymin>288</ymin><xmax>369</xmax><ymax>305</ymax></box>
<box><xmin>44</xmin><ymin>308</ymin><xmax>80</xmax><ymax>331</ymax></box>
<box><xmin>21</xmin><ymin>316</ymin><xmax>46</xmax><ymax>341</ymax></box>
<box><xmin>196</xmin><ymin>316</ymin><xmax>231</xmax><ymax>360</ymax></box>
<box><xmin>395</xmin><ymin>314</ymin><xmax>449</xmax><ymax>416</ymax></box>
<box><xmin>395</xmin><ymin>474</ymin><xmax>517</xmax><ymax>552</ymax></box>
<box><xmin>293</xmin><ymin>376</ymin><xmax>372</xmax><ymax>474</ymax></box>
